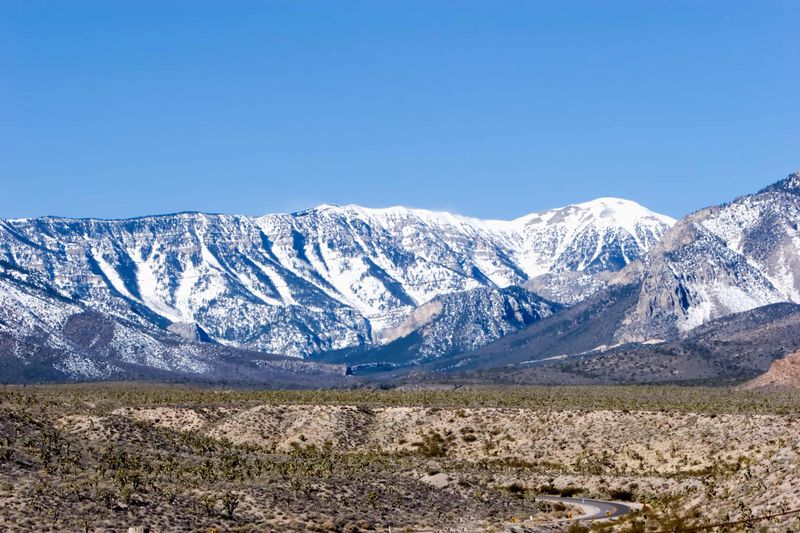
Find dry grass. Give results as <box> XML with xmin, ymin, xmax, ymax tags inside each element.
<box><xmin>1</xmin><ymin>384</ymin><xmax>799</xmax><ymax>531</ymax></box>
<box><xmin>6</xmin><ymin>382</ymin><xmax>800</xmax><ymax>413</ymax></box>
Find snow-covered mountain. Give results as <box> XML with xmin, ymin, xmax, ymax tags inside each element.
<box><xmin>616</xmin><ymin>171</ymin><xmax>800</xmax><ymax>342</ymax></box>
<box><xmin>0</xmin><ymin>272</ymin><xmax>346</xmax><ymax>383</ymax></box>
<box><xmin>319</xmin><ymin>286</ymin><xmax>562</xmax><ymax>371</ymax></box>
<box><xmin>412</xmin><ymin>170</ymin><xmax>800</xmax><ymax>383</ymax></box>
<box><xmin>0</xmin><ymin>198</ymin><xmax>674</xmax><ymax>359</ymax></box>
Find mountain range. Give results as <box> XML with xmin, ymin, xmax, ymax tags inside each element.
<box><xmin>390</xmin><ymin>170</ymin><xmax>800</xmax><ymax>386</ymax></box>
<box><xmin>2</xmin><ymin>170</ymin><xmax>800</xmax><ymax>385</ymax></box>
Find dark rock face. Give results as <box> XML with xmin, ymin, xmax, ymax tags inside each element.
<box><xmin>556</xmin><ymin>303</ymin><xmax>800</xmax><ymax>385</ymax></box>
<box><xmin>384</xmin><ymin>281</ymin><xmax>643</xmax><ymax>374</ymax></box>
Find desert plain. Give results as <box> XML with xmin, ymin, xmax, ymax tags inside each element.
<box><xmin>0</xmin><ymin>385</ymin><xmax>799</xmax><ymax>532</ymax></box>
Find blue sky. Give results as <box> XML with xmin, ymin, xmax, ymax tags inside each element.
<box><xmin>2</xmin><ymin>1</ymin><xmax>799</xmax><ymax>220</ymax></box>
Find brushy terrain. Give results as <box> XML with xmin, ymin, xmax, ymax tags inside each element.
<box><xmin>1</xmin><ymin>384</ymin><xmax>799</xmax><ymax>532</ymax></box>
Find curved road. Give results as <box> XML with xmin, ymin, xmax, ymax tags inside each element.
<box><xmin>536</xmin><ymin>495</ymin><xmax>639</xmax><ymax>521</ymax></box>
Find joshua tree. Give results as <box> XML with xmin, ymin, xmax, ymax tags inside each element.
<box><xmin>222</xmin><ymin>491</ymin><xmax>240</xmax><ymax>518</ymax></box>
<box><xmin>200</xmin><ymin>494</ymin><xmax>217</xmax><ymax>516</ymax></box>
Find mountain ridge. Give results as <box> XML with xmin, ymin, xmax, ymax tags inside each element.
<box><xmin>613</xmin><ymin>171</ymin><xmax>800</xmax><ymax>343</ymax></box>
<box><xmin>14</xmin><ymin>169</ymin><xmax>800</xmax><ymax>386</ymax></box>
<box><xmin>0</xmin><ymin>196</ymin><xmax>673</xmax><ymax>363</ymax></box>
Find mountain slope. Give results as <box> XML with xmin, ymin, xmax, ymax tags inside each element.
<box><xmin>0</xmin><ymin>272</ymin><xmax>347</xmax><ymax>384</ymax></box>
<box><xmin>399</xmin><ymin>280</ymin><xmax>642</xmax><ymax>373</ymax></box>
<box><xmin>558</xmin><ymin>302</ymin><xmax>800</xmax><ymax>385</ymax></box>
<box><xmin>704</xmin><ymin>173</ymin><xmax>800</xmax><ymax>300</ymax></box>
<box><xmin>616</xmin><ymin>171</ymin><xmax>800</xmax><ymax>342</ymax></box>
<box><xmin>743</xmin><ymin>351</ymin><xmax>800</xmax><ymax>389</ymax></box>
<box><xmin>392</xmin><ymin>302</ymin><xmax>800</xmax><ymax>387</ymax></box>
<box><xmin>406</xmin><ymin>171</ymin><xmax>800</xmax><ymax>384</ymax></box>
<box><xmin>313</xmin><ymin>286</ymin><xmax>561</xmax><ymax>370</ymax></box>
<box><xmin>0</xmin><ymin>199</ymin><xmax>673</xmax><ymax>358</ymax></box>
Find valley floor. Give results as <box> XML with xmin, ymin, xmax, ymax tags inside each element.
<box><xmin>1</xmin><ymin>384</ymin><xmax>799</xmax><ymax>532</ymax></box>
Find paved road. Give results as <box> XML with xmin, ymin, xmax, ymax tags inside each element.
<box><xmin>536</xmin><ymin>495</ymin><xmax>638</xmax><ymax>521</ymax></box>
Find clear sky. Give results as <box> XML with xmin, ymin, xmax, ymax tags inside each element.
<box><xmin>2</xmin><ymin>1</ymin><xmax>799</xmax><ymax>220</ymax></box>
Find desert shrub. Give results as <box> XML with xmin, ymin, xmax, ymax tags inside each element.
<box><xmin>560</xmin><ymin>486</ymin><xmax>585</xmax><ymax>497</ymax></box>
<box><xmin>161</xmin><ymin>486</ymin><xmax>178</xmax><ymax>504</ymax></box>
<box><xmin>98</xmin><ymin>488</ymin><xmax>115</xmax><ymax>509</ymax></box>
<box><xmin>119</xmin><ymin>485</ymin><xmax>133</xmax><ymax>505</ymax></box>
<box><xmin>410</xmin><ymin>431</ymin><xmax>449</xmax><ymax>457</ymax></box>
<box><xmin>12</xmin><ymin>383</ymin><xmax>800</xmax><ymax>414</ymax></box>
<box><xmin>639</xmin><ymin>498</ymin><xmax>704</xmax><ymax>531</ymax></box>
<box><xmin>536</xmin><ymin>500</ymin><xmax>553</xmax><ymax>512</ymax></box>
<box><xmin>222</xmin><ymin>491</ymin><xmax>240</xmax><ymax>518</ymax></box>
<box><xmin>538</xmin><ymin>482</ymin><xmax>560</xmax><ymax>495</ymax></box>
<box><xmin>505</xmin><ymin>482</ymin><xmax>527</xmax><ymax>498</ymax></box>
<box><xmin>200</xmin><ymin>494</ymin><xmax>217</xmax><ymax>516</ymax></box>
<box><xmin>609</xmin><ymin>488</ymin><xmax>635</xmax><ymax>502</ymax></box>
<box><xmin>575</xmin><ymin>449</ymin><xmax>618</xmax><ymax>475</ymax></box>
<box><xmin>425</xmin><ymin>464</ymin><xmax>440</xmax><ymax>475</ymax></box>
<box><xmin>566</xmin><ymin>523</ymin><xmax>590</xmax><ymax>533</ymax></box>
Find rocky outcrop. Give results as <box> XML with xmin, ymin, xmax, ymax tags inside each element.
<box><xmin>744</xmin><ymin>351</ymin><xmax>800</xmax><ymax>389</ymax></box>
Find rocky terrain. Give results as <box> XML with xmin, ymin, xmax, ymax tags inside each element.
<box><xmin>744</xmin><ymin>350</ymin><xmax>800</xmax><ymax>389</ymax></box>
<box><xmin>0</xmin><ymin>273</ymin><xmax>347</xmax><ymax>385</ymax></box>
<box><xmin>2</xmin><ymin>385</ymin><xmax>799</xmax><ymax>532</ymax></box>
<box><xmin>363</xmin><ymin>171</ymin><xmax>800</xmax><ymax>386</ymax></box>
<box><xmin>388</xmin><ymin>302</ymin><xmax>800</xmax><ymax>387</ymax></box>
<box><xmin>313</xmin><ymin>170</ymin><xmax>800</xmax><ymax>385</ymax></box>
<box><xmin>313</xmin><ymin>286</ymin><xmax>562</xmax><ymax>370</ymax></box>
<box><xmin>617</xmin><ymin>171</ymin><xmax>800</xmax><ymax>342</ymax></box>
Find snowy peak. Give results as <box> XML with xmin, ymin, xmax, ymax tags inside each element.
<box><xmin>509</xmin><ymin>198</ymin><xmax>674</xmax><ymax>277</ymax></box>
<box><xmin>519</xmin><ymin>197</ymin><xmax>675</xmax><ymax>226</ymax></box>
<box><xmin>0</xmin><ymin>197</ymin><xmax>673</xmax><ymax>358</ymax></box>
<box><xmin>297</xmin><ymin>198</ymin><xmax>674</xmax><ymax>235</ymax></box>
<box><xmin>512</xmin><ymin>198</ymin><xmax>677</xmax><ymax>246</ymax></box>
<box><xmin>573</xmin><ymin>197</ymin><xmax>676</xmax><ymax>227</ymax></box>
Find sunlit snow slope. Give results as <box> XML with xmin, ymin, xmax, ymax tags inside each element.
<box><xmin>617</xmin><ymin>172</ymin><xmax>800</xmax><ymax>341</ymax></box>
<box><xmin>0</xmin><ymin>199</ymin><xmax>674</xmax><ymax>357</ymax></box>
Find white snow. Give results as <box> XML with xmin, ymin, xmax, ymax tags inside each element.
<box><xmin>682</xmin><ymin>281</ymin><xmax>782</xmax><ymax>331</ymax></box>
<box><xmin>93</xmin><ymin>251</ymin><xmax>138</xmax><ymax>301</ymax></box>
<box><xmin>1</xmin><ymin>197</ymin><xmax>676</xmax><ymax>357</ymax></box>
